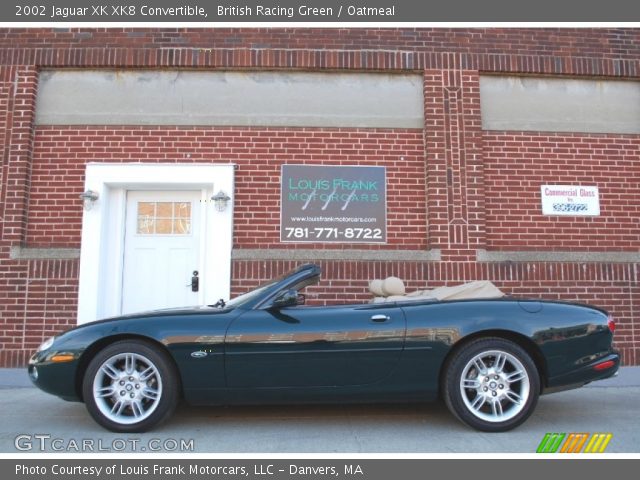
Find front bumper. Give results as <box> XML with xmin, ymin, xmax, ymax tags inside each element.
<box><xmin>28</xmin><ymin>351</ymin><xmax>82</xmax><ymax>402</ymax></box>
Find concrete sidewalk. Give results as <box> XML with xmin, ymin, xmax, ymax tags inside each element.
<box><xmin>0</xmin><ymin>368</ymin><xmax>33</xmax><ymax>389</ymax></box>
<box><xmin>2</xmin><ymin>366</ymin><xmax>639</xmax><ymax>453</ymax></box>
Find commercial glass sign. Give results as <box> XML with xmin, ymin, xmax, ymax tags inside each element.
<box><xmin>540</xmin><ymin>185</ymin><xmax>600</xmax><ymax>216</ymax></box>
<box><xmin>281</xmin><ymin>165</ymin><xmax>387</xmax><ymax>243</ymax></box>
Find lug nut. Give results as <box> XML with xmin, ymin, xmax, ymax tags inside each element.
<box><xmin>130</xmin><ymin>393</ymin><xmax>135</xmax><ymax>398</ymax></box>
<box><xmin>485</xmin><ymin>377</ymin><xmax>490</xmax><ymax>382</ymax></box>
<box><xmin>494</xmin><ymin>375</ymin><xmax>499</xmax><ymax>380</ymax></box>
<box><xmin>499</xmin><ymin>384</ymin><xmax>504</xmax><ymax>389</ymax></box>
<box><xmin>120</xmin><ymin>391</ymin><xmax>125</xmax><ymax>396</ymax></box>
<box><xmin>492</xmin><ymin>391</ymin><xmax>497</xmax><ymax>397</ymax></box>
<box><xmin>129</xmin><ymin>376</ymin><xmax>134</xmax><ymax>381</ymax></box>
<box><xmin>135</xmin><ymin>384</ymin><xmax>140</xmax><ymax>389</ymax></box>
<box><xmin>483</xmin><ymin>387</ymin><xmax>488</xmax><ymax>392</ymax></box>
<box><xmin>119</xmin><ymin>380</ymin><xmax>125</xmax><ymax>386</ymax></box>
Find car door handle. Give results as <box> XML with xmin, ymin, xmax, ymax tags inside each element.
<box><xmin>371</xmin><ymin>314</ymin><xmax>390</xmax><ymax>322</ymax></box>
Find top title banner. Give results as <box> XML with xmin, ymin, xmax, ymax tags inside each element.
<box><xmin>4</xmin><ymin>0</ymin><xmax>640</xmax><ymax>22</ymax></box>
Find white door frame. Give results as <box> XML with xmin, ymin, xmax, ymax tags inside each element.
<box><xmin>77</xmin><ymin>163</ymin><xmax>235</xmax><ymax>324</ymax></box>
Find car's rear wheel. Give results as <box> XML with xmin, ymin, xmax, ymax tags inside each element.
<box><xmin>82</xmin><ymin>340</ymin><xmax>179</xmax><ymax>433</ymax></box>
<box><xmin>443</xmin><ymin>337</ymin><xmax>540</xmax><ymax>432</ymax></box>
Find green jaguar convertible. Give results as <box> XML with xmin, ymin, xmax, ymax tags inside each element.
<box><xmin>29</xmin><ymin>263</ymin><xmax>619</xmax><ymax>433</ymax></box>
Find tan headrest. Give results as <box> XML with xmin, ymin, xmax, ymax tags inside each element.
<box><xmin>382</xmin><ymin>276</ymin><xmax>405</xmax><ymax>296</ymax></box>
<box><xmin>369</xmin><ymin>279</ymin><xmax>384</xmax><ymax>297</ymax></box>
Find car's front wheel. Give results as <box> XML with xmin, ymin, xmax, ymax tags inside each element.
<box><xmin>443</xmin><ymin>337</ymin><xmax>540</xmax><ymax>432</ymax></box>
<box><xmin>82</xmin><ymin>340</ymin><xmax>179</xmax><ymax>433</ymax></box>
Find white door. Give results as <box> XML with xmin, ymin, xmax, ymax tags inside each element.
<box><xmin>121</xmin><ymin>191</ymin><xmax>202</xmax><ymax>314</ymax></box>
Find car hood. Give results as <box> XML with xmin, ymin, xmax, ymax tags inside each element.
<box><xmin>54</xmin><ymin>304</ymin><xmax>234</xmax><ymax>337</ymax></box>
<box><xmin>113</xmin><ymin>304</ymin><xmax>233</xmax><ymax>318</ymax></box>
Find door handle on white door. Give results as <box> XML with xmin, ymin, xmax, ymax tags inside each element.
<box><xmin>371</xmin><ymin>314</ymin><xmax>390</xmax><ymax>322</ymax></box>
<box><xmin>187</xmin><ymin>270</ymin><xmax>199</xmax><ymax>292</ymax></box>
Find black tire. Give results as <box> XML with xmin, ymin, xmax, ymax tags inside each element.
<box><xmin>82</xmin><ymin>340</ymin><xmax>179</xmax><ymax>433</ymax></box>
<box><xmin>443</xmin><ymin>337</ymin><xmax>540</xmax><ymax>432</ymax></box>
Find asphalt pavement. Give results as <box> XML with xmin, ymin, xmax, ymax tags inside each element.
<box><xmin>1</xmin><ymin>367</ymin><xmax>639</xmax><ymax>453</ymax></box>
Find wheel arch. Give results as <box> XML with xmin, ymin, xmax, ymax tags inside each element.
<box><xmin>438</xmin><ymin>329</ymin><xmax>548</xmax><ymax>394</ymax></box>
<box><xmin>74</xmin><ymin>334</ymin><xmax>183</xmax><ymax>401</ymax></box>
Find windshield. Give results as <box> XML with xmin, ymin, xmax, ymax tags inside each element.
<box><xmin>222</xmin><ymin>265</ymin><xmax>311</xmax><ymax>308</ymax></box>
<box><xmin>224</xmin><ymin>282</ymin><xmax>276</xmax><ymax>308</ymax></box>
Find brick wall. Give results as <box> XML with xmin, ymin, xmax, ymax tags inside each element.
<box><xmin>1</xmin><ymin>28</ymin><xmax>640</xmax><ymax>61</ymax></box>
<box><xmin>1</xmin><ymin>28</ymin><xmax>639</xmax><ymax>367</ymax></box>
<box><xmin>0</xmin><ymin>258</ymin><xmax>79</xmax><ymax>367</ymax></box>
<box><xmin>28</xmin><ymin>126</ymin><xmax>426</xmax><ymax>249</ymax></box>
<box><xmin>423</xmin><ymin>69</ymin><xmax>485</xmax><ymax>260</ymax></box>
<box><xmin>0</xmin><ymin>29</ymin><xmax>639</xmax><ymax>77</ymax></box>
<box><xmin>484</xmin><ymin>132</ymin><xmax>640</xmax><ymax>250</ymax></box>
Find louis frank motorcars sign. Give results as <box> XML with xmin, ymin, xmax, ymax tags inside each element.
<box><xmin>281</xmin><ymin>165</ymin><xmax>387</xmax><ymax>243</ymax></box>
<box><xmin>541</xmin><ymin>185</ymin><xmax>600</xmax><ymax>216</ymax></box>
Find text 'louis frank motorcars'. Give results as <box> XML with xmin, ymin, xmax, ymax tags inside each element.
<box><xmin>29</xmin><ymin>264</ymin><xmax>619</xmax><ymax>433</ymax></box>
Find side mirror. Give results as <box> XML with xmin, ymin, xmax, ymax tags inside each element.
<box><xmin>272</xmin><ymin>289</ymin><xmax>301</xmax><ymax>308</ymax></box>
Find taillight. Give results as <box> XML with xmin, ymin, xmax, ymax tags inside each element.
<box><xmin>593</xmin><ymin>360</ymin><xmax>615</xmax><ymax>371</ymax></box>
<box><xmin>607</xmin><ymin>315</ymin><xmax>616</xmax><ymax>334</ymax></box>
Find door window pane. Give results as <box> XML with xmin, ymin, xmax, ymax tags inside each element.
<box><xmin>136</xmin><ymin>201</ymin><xmax>192</xmax><ymax>235</ymax></box>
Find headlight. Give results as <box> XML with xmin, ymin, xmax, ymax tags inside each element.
<box><xmin>37</xmin><ymin>337</ymin><xmax>55</xmax><ymax>352</ymax></box>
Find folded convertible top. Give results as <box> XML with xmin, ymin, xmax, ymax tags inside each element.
<box><xmin>408</xmin><ymin>280</ymin><xmax>505</xmax><ymax>301</ymax></box>
<box><xmin>372</xmin><ymin>280</ymin><xmax>504</xmax><ymax>303</ymax></box>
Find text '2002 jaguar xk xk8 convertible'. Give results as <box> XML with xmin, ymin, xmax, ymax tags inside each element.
<box><xmin>29</xmin><ymin>264</ymin><xmax>619</xmax><ymax>433</ymax></box>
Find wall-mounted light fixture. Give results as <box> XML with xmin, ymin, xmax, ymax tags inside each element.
<box><xmin>79</xmin><ymin>190</ymin><xmax>99</xmax><ymax>211</ymax></box>
<box><xmin>211</xmin><ymin>190</ymin><xmax>231</xmax><ymax>212</ymax></box>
